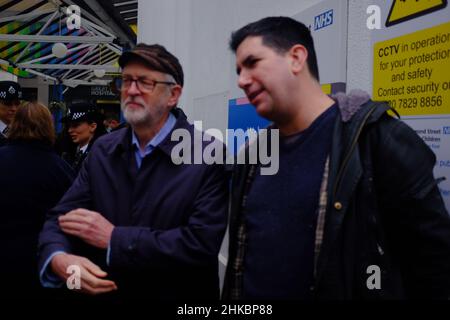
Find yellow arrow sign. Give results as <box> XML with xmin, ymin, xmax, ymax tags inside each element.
<box><xmin>386</xmin><ymin>0</ymin><xmax>447</xmax><ymax>27</ymax></box>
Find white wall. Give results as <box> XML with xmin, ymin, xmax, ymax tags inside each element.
<box><xmin>138</xmin><ymin>0</ymin><xmax>323</xmax><ymax>131</ymax></box>
<box><xmin>347</xmin><ymin>0</ymin><xmax>372</xmax><ymax>94</ymax></box>
<box><xmin>18</xmin><ymin>77</ymin><xmax>49</xmax><ymax>106</ymax></box>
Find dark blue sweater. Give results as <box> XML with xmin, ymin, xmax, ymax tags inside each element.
<box><xmin>242</xmin><ymin>104</ymin><xmax>338</xmax><ymax>299</ymax></box>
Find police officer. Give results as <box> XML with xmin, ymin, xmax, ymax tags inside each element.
<box><xmin>0</xmin><ymin>81</ymin><xmax>22</xmax><ymax>146</ymax></box>
<box><xmin>61</xmin><ymin>102</ymin><xmax>106</xmax><ymax>173</ymax></box>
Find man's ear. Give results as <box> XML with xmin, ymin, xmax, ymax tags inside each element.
<box><xmin>289</xmin><ymin>44</ymin><xmax>308</xmax><ymax>75</ymax></box>
<box><xmin>167</xmin><ymin>85</ymin><xmax>183</xmax><ymax>108</ymax></box>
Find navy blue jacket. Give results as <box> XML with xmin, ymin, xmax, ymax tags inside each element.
<box><xmin>0</xmin><ymin>140</ymin><xmax>74</xmax><ymax>297</ymax></box>
<box><xmin>38</xmin><ymin>109</ymin><xmax>229</xmax><ymax>300</ymax></box>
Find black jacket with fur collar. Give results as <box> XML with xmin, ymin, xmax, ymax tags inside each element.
<box><xmin>223</xmin><ymin>90</ymin><xmax>450</xmax><ymax>300</ymax></box>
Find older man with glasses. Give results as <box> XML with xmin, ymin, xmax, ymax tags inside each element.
<box><xmin>38</xmin><ymin>44</ymin><xmax>228</xmax><ymax>300</ymax></box>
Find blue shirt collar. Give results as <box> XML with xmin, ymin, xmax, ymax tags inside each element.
<box><xmin>131</xmin><ymin>112</ymin><xmax>176</xmax><ymax>154</ymax></box>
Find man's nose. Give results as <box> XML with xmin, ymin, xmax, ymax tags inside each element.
<box><xmin>126</xmin><ymin>80</ymin><xmax>140</xmax><ymax>96</ymax></box>
<box><xmin>238</xmin><ymin>70</ymin><xmax>252</xmax><ymax>90</ymax></box>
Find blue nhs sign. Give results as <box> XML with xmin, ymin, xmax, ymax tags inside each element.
<box><xmin>314</xmin><ymin>9</ymin><xmax>333</xmax><ymax>30</ymax></box>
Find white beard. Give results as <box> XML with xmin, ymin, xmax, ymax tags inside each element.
<box><xmin>121</xmin><ymin>97</ymin><xmax>151</xmax><ymax>125</ymax></box>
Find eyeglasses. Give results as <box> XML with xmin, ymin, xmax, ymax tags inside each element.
<box><xmin>115</xmin><ymin>77</ymin><xmax>176</xmax><ymax>93</ymax></box>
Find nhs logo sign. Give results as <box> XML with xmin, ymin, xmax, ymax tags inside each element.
<box><xmin>443</xmin><ymin>126</ymin><xmax>450</xmax><ymax>135</ymax></box>
<box><xmin>314</xmin><ymin>9</ymin><xmax>333</xmax><ymax>30</ymax></box>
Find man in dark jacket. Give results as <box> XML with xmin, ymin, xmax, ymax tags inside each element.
<box><xmin>38</xmin><ymin>44</ymin><xmax>228</xmax><ymax>300</ymax></box>
<box><xmin>222</xmin><ymin>16</ymin><xmax>450</xmax><ymax>300</ymax></box>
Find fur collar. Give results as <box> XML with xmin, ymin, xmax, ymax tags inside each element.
<box><xmin>331</xmin><ymin>89</ymin><xmax>371</xmax><ymax>122</ymax></box>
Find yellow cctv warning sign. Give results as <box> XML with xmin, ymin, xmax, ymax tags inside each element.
<box><xmin>386</xmin><ymin>0</ymin><xmax>447</xmax><ymax>27</ymax></box>
<box><xmin>373</xmin><ymin>21</ymin><xmax>450</xmax><ymax>116</ymax></box>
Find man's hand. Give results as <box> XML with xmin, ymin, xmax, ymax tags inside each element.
<box><xmin>59</xmin><ymin>209</ymin><xmax>114</xmax><ymax>249</ymax></box>
<box><xmin>51</xmin><ymin>253</ymin><xmax>118</xmax><ymax>295</ymax></box>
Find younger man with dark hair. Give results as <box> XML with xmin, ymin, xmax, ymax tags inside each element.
<box><xmin>223</xmin><ymin>16</ymin><xmax>450</xmax><ymax>300</ymax></box>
